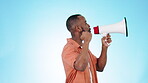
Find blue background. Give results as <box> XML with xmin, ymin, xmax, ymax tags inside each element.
<box><xmin>0</xmin><ymin>0</ymin><xmax>148</xmax><ymax>83</ymax></box>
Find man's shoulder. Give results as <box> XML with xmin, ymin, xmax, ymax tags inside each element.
<box><xmin>62</xmin><ymin>42</ymin><xmax>78</xmax><ymax>59</ymax></box>
<box><xmin>63</xmin><ymin>38</ymin><xmax>79</xmax><ymax>49</ymax></box>
<box><xmin>63</xmin><ymin>41</ymin><xmax>75</xmax><ymax>51</ymax></box>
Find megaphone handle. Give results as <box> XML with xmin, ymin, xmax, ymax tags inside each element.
<box><xmin>101</xmin><ymin>33</ymin><xmax>110</xmax><ymax>46</ymax></box>
<box><xmin>101</xmin><ymin>33</ymin><xmax>108</xmax><ymax>37</ymax></box>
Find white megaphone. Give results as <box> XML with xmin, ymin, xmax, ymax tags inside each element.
<box><xmin>93</xmin><ymin>17</ymin><xmax>128</xmax><ymax>37</ymax></box>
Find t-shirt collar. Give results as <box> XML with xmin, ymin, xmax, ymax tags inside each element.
<box><xmin>67</xmin><ymin>38</ymin><xmax>81</xmax><ymax>48</ymax></box>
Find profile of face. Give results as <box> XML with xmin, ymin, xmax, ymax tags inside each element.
<box><xmin>77</xmin><ymin>16</ymin><xmax>91</xmax><ymax>33</ymax></box>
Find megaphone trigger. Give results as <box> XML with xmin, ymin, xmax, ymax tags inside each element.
<box><xmin>101</xmin><ymin>33</ymin><xmax>108</xmax><ymax>37</ymax></box>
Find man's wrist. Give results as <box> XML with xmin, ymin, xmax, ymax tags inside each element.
<box><xmin>82</xmin><ymin>42</ymin><xmax>90</xmax><ymax>49</ymax></box>
<box><xmin>102</xmin><ymin>45</ymin><xmax>108</xmax><ymax>49</ymax></box>
<box><xmin>83</xmin><ymin>41</ymin><xmax>90</xmax><ymax>45</ymax></box>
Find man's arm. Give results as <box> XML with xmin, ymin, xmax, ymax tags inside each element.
<box><xmin>96</xmin><ymin>46</ymin><xmax>108</xmax><ymax>72</ymax></box>
<box><xmin>74</xmin><ymin>32</ymin><xmax>92</xmax><ymax>71</ymax></box>
<box><xmin>96</xmin><ymin>34</ymin><xmax>112</xmax><ymax>72</ymax></box>
<box><xmin>74</xmin><ymin>42</ymin><xmax>89</xmax><ymax>71</ymax></box>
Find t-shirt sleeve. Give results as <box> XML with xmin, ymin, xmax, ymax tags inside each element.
<box><xmin>62</xmin><ymin>46</ymin><xmax>78</xmax><ymax>68</ymax></box>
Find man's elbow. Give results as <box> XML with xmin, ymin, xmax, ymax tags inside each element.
<box><xmin>97</xmin><ymin>67</ymin><xmax>105</xmax><ymax>72</ymax></box>
<box><xmin>74</xmin><ymin>64</ymin><xmax>86</xmax><ymax>72</ymax></box>
<box><xmin>97</xmin><ymin>68</ymin><xmax>104</xmax><ymax>72</ymax></box>
<box><xmin>76</xmin><ymin>68</ymin><xmax>86</xmax><ymax>72</ymax></box>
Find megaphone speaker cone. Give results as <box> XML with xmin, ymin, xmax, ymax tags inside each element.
<box><xmin>93</xmin><ymin>17</ymin><xmax>128</xmax><ymax>37</ymax></box>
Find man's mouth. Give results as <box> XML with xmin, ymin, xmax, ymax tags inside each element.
<box><xmin>88</xmin><ymin>28</ymin><xmax>91</xmax><ymax>32</ymax></box>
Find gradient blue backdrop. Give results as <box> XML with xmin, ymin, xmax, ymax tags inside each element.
<box><xmin>0</xmin><ymin>0</ymin><xmax>148</xmax><ymax>83</ymax></box>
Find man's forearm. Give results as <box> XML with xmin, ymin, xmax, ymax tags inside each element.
<box><xmin>74</xmin><ymin>42</ymin><xmax>89</xmax><ymax>71</ymax></box>
<box><xmin>97</xmin><ymin>46</ymin><xmax>108</xmax><ymax>71</ymax></box>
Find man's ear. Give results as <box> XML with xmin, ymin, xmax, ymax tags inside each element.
<box><xmin>75</xmin><ymin>26</ymin><xmax>82</xmax><ymax>32</ymax></box>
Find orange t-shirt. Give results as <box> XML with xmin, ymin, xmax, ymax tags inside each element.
<box><xmin>62</xmin><ymin>38</ymin><xmax>98</xmax><ymax>83</ymax></box>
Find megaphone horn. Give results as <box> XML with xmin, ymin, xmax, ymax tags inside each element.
<box><xmin>93</xmin><ymin>17</ymin><xmax>128</xmax><ymax>37</ymax></box>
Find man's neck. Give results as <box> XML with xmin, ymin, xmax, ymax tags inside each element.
<box><xmin>72</xmin><ymin>36</ymin><xmax>82</xmax><ymax>46</ymax></box>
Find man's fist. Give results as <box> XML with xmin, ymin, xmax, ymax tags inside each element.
<box><xmin>80</xmin><ymin>32</ymin><xmax>92</xmax><ymax>43</ymax></box>
<box><xmin>101</xmin><ymin>34</ymin><xmax>112</xmax><ymax>47</ymax></box>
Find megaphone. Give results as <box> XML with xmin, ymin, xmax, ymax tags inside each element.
<box><xmin>93</xmin><ymin>17</ymin><xmax>128</xmax><ymax>37</ymax></box>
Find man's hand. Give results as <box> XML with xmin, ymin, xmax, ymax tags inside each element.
<box><xmin>80</xmin><ymin>31</ymin><xmax>92</xmax><ymax>44</ymax></box>
<box><xmin>101</xmin><ymin>34</ymin><xmax>112</xmax><ymax>47</ymax></box>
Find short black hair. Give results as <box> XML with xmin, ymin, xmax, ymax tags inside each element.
<box><xmin>66</xmin><ymin>14</ymin><xmax>82</xmax><ymax>31</ymax></box>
